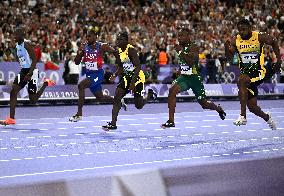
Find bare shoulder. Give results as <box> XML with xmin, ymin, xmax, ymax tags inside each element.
<box><xmin>128</xmin><ymin>47</ymin><xmax>138</xmax><ymax>55</ymax></box>
<box><xmin>24</xmin><ymin>41</ymin><xmax>34</xmax><ymax>49</ymax></box>
<box><xmin>189</xmin><ymin>42</ymin><xmax>199</xmax><ymax>51</ymax></box>
<box><xmin>175</xmin><ymin>45</ymin><xmax>182</xmax><ymax>52</ymax></box>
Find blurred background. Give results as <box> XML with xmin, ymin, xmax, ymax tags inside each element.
<box><xmin>0</xmin><ymin>0</ymin><xmax>284</xmax><ymax>86</ymax></box>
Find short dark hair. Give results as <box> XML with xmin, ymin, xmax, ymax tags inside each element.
<box><xmin>237</xmin><ymin>18</ymin><xmax>251</xmax><ymax>27</ymax></box>
<box><xmin>118</xmin><ymin>31</ymin><xmax>128</xmax><ymax>40</ymax></box>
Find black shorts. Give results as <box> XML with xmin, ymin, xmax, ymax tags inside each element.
<box><xmin>248</xmin><ymin>79</ymin><xmax>263</xmax><ymax>99</ymax></box>
<box><xmin>13</xmin><ymin>68</ymin><xmax>38</xmax><ymax>94</ymax></box>
<box><xmin>117</xmin><ymin>70</ymin><xmax>145</xmax><ymax>97</ymax></box>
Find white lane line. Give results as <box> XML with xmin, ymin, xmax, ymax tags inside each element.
<box><xmin>147</xmin><ymin>122</ymin><xmax>160</xmax><ymax>125</ymax></box>
<box><xmin>74</xmin><ymin>127</ymin><xmax>85</xmax><ymax>129</ymax></box>
<box><xmin>19</xmin><ymin>130</ymin><xmax>29</xmax><ymax>132</ymax></box>
<box><xmin>27</xmin><ymin>146</ymin><xmax>36</xmax><ymax>148</ymax></box>
<box><xmin>194</xmin><ymin>133</ymin><xmax>203</xmax><ymax>136</ymax></box>
<box><xmin>17</xmin><ymin>124</ymin><xmax>31</xmax><ymax>126</ymax></box>
<box><xmin>201</xmin><ymin>125</ymin><xmax>212</xmax><ymax>128</ymax></box>
<box><xmin>58</xmin><ymin>128</ymin><xmax>67</xmax><ymax>130</ymax></box>
<box><xmin>2</xmin><ymin>146</ymin><xmax>283</xmax><ymax>170</ymax></box>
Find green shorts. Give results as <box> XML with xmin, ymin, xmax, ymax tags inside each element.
<box><xmin>173</xmin><ymin>74</ymin><xmax>206</xmax><ymax>100</ymax></box>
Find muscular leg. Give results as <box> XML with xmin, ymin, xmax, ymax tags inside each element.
<box><xmin>168</xmin><ymin>84</ymin><xmax>181</xmax><ymax>122</ymax></box>
<box><xmin>93</xmin><ymin>91</ymin><xmax>114</xmax><ymax>103</ymax></box>
<box><xmin>198</xmin><ymin>99</ymin><xmax>222</xmax><ymax>112</ymax></box>
<box><xmin>247</xmin><ymin>97</ymin><xmax>269</xmax><ymax>121</ymax></box>
<box><xmin>238</xmin><ymin>74</ymin><xmax>251</xmax><ymax>118</ymax></box>
<box><xmin>134</xmin><ymin>96</ymin><xmax>145</xmax><ymax>109</ymax></box>
<box><xmin>111</xmin><ymin>87</ymin><xmax>127</xmax><ymax>125</ymax></box>
<box><xmin>76</xmin><ymin>78</ymin><xmax>91</xmax><ymax>116</ymax></box>
<box><xmin>9</xmin><ymin>84</ymin><xmax>23</xmax><ymax>119</ymax></box>
<box><xmin>29</xmin><ymin>82</ymin><xmax>48</xmax><ymax>104</ymax></box>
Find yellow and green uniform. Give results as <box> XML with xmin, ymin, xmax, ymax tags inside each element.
<box><xmin>173</xmin><ymin>43</ymin><xmax>206</xmax><ymax>100</ymax></box>
<box><xmin>117</xmin><ymin>44</ymin><xmax>145</xmax><ymax>97</ymax></box>
<box><xmin>236</xmin><ymin>31</ymin><xmax>265</xmax><ymax>98</ymax></box>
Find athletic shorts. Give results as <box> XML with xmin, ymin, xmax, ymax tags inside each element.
<box><xmin>86</xmin><ymin>69</ymin><xmax>104</xmax><ymax>94</ymax></box>
<box><xmin>13</xmin><ymin>68</ymin><xmax>38</xmax><ymax>94</ymax></box>
<box><xmin>117</xmin><ymin>70</ymin><xmax>145</xmax><ymax>97</ymax></box>
<box><xmin>247</xmin><ymin>79</ymin><xmax>264</xmax><ymax>99</ymax></box>
<box><xmin>173</xmin><ymin>74</ymin><xmax>206</xmax><ymax>100</ymax></box>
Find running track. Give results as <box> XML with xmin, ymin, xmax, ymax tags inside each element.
<box><xmin>0</xmin><ymin>100</ymin><xmax>284</xmax><ymax>187</ymax></box>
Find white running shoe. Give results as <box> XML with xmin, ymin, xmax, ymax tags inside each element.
<box><xmin>121</xmin><ymin>98</ymin><xmax>127</xmax><ymax>111</ymax></box>
<box><xmin>266</xmin><ymin>112</ymin><xmax>277</xmax><ymax>130</ymax></box>
<box><xmin>233</xmin><ymin>115</ymin><xmax>247</xmax><ymax>126</ymax></box>
<box><xmin>69</xmin><ymin>115</ymin><xmax>82</xmax><ymax>122</ymax></box>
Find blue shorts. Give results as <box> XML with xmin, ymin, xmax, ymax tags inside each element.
<box><xmin>86</xmin><ymin>69</ymin><xmax>104</xmax><ymax>94</ymax></box>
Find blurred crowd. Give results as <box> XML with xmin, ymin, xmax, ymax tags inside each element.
<box><xmin>0</xmin><ymin>0</ymin><xmax>284</xmax><ymax>84</ymax></box>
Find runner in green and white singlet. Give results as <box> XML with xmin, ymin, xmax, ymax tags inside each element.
<box><xmin>161</xmin><ymin>28</ymin><xmax>226</xmax><ymax>128</ymax></box>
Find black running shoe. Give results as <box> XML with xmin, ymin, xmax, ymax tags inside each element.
<box><xmin>217</xmin><ymin>105</ymin><xmax>226</xmax><ymax>120</ymax></box>
<box><xmin>147</xmin><ymin>89</ymin><xmax>157</xmax><ymax>101</ymax></box>
<box><xmin>102</xmin><ymin>122</ymin><xmax>117</xmax><ymax>131</ymax></box>
<box><xmin>161</xmin><ymin>120</ymin><xmax>175</xmax><ymax>129</ymax></box>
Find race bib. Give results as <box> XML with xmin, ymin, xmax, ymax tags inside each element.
<box><xmin>123</xmin><ymin>63</ymin><xmax>135</xmax><ymax>71</ymax></box>
<box><xmin>180</xmin><ymin>65</ymin><xmax>193</xmax><ymax>75</ymax></box>
<box><xmin>85</xmin><ymin>62</ymin><xmax>98</xmax><ymax>70</ymax></box>
<box><xmin>240</xmin><ymin>52</ymin><xmax>259</xmax><ymax>64</ymax></box>
<box><xmin>19</xmin><ymin>56</ymin><xmax>26</xmax><ymax>67</ymax></box>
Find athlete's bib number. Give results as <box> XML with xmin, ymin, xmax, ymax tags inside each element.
<box><xmin>123</xmin><ymin>63</ymin><xmax>134</xmax><ymax>71</ymax></box>
<box><xmin>85</xmin><ymin>62</ymin><xmax>98</xmax><ymax>70</ymax></box>
<box><xmin>19</xmin><ymin>56</ymin><xmax>26</xmax><ymax>67</ymax></box>
<box><xmin>180</xmin><ymin>65</ymin><xmax>193</xmax><ymax>75</ymax></box>
<box><xmin>240</xmin><ymin>52</ymin><xmax>259</xmax><ymax>64</ymax></box>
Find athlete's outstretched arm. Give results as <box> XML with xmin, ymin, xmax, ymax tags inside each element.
<box><xmin>225</xmin><ymin>37</ymin><xmax>237</xmax><ymax>63</ymax></box>
<box><xmin>25</xmin><ymin>42</ymin><xmax>37</xmax><ymax>79</ymax></box>
<box><xmin>260</xmin><ymin>32</ymin><xmax>281</xmax><ymax>72</ymax></box>
<box><xmin>128</xmin><ymin>48</ymin><xmax>141</xmax><ymax>90</ymax></box>
<box><xmin>179</xmin><ymin>43</ymin><xmax>199</xmax><ymax>66</ymax></box>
